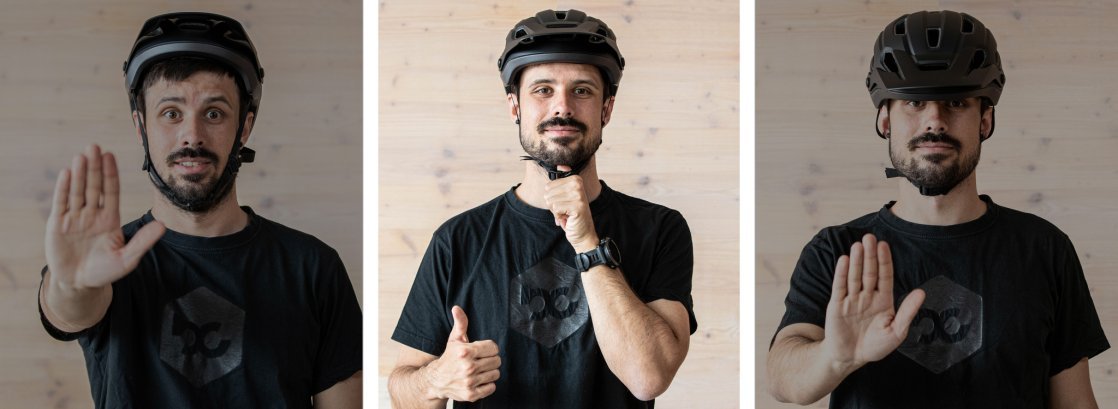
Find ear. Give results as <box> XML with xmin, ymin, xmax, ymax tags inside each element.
<box><xmin>601</xmin><ymin>95</ymin><xmax>615</xmax><ymax>127</ymax></box>
<box><xmin>506</xmin><ymin>93</ymin><xmax>520</xmax><ymax>124</ymax></box>
<box><xmin>876</xmin><ymin>104</ymin><xmax>891</xmax><ymax>138</ymax></box>
<box><xmin>240</xmin><ymin>112</ymin><xmax>255</xmax><ymax>145</ymax></box>
<box><xmin>979</xmin><ymin>106</ymin><xmax>994</xmax><ymax>141</ymax></box>
<box><xmin>132</xmin><ymin>111</ymin><xmax>144</xmax><ymax>143</ymax></box>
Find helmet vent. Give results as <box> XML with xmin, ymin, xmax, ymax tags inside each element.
<box><xmin>962</xmin><ymin>18</ymin><xmax>975</xmax><ymax>33</ymax></box>
<box><xmin>969</xmin><ymin>49</ymin><xmax>987</xmax><ymax>71</ymax></box>
<box><xmin>514</xmin><ymin>28</ymin><xmax>529</xmax><ymax>39</ymax></box>
<box><xmin>882</xmin><ymin>52</ymin><xmax>899</xmax><ymax>73</ymax></box>
<box><xmin>927</xmin><ymin>28</ymin><xmax>941</xmax><ymax>48</ymax></box>
<box><xmin>556</xmin><ymin>11</ymin><xmax>567</xmax><ymax>20</ymax></box>
<box><xmin>895</xmin><ymin>21</ymin><xmax>906</xmax><ymax>35</ymax></box>
<box><xmin>179</xmin><ymin>22</ymin><xmax>211</xmax><ymax>32</ymax></box>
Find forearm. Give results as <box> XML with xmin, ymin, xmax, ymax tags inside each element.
<box><xmin>387</xmin><ymin>364</ymin><xmax>447</xmax><ymax>409</ymax></box>
<box><xmin>766</xmin><ymin>333</ymin><xmax>854</xmax><ymax>405</ymax></box>
<box><xmin>40</xmin><ymin>269</ymin><xmax>112</xmax><ymax>332</ymax></box>
<box><xmin>581</xmin><ymin>266</ymin><xmax>687</xmax><ymax>400</ymax></box>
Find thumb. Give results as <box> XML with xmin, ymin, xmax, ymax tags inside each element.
<box><xmin>892</xmin><ymin>288</ymin><xmax>926</xmax><ymax>339</ymax></box>
<box><xmin>120</xmin><ymin>221</ymin><xmax>165</xmax><ymax>272</ymax></box>
<box><xmin>448</xmin><ymin>305</ymin><xmax>470</xmax><ymax>343</ymax></box>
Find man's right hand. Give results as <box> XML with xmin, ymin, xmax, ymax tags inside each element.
<box><xmin>422</xmin><ymin>305</ymin><xmax>501</xmax><ymax>402</ymax></box>
<box><xmin>821</xmin><ymin>233</ymin><xmax>925</xmax><ymax>374</ymax></box>
<box><xmin>42</xmin><ymin>144</ymin><xmax>164</xmax><ymax>329</ymax></box>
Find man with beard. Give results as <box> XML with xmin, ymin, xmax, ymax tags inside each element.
<box><xmin>36</xmin><ymin>13</ymin><xmax>362</xmax><ymax>408</ymax></box>
<box><xmin>388</xmin><ymin>9</ymin><xmax>696</xmax><ymax>408</ymax></box>
<box><xmin>766</xmin><ymin>10</ymin><xmax>1108</xmax><ymax>408</ymax></box>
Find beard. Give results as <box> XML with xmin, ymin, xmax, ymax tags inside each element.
<box><xmin>158</xmin><ymin>146</ymin><xmax>236</xmax><ymax>213</ymax></box>
<box><xmin>520</xmin><ymin>116</ymin><xmax>601</xmax><ymax>167</ymax></box>
<box><xmin>889</xmin><ymin>132</ymin><xmax>981</xmax><ymax>193</ymax></box>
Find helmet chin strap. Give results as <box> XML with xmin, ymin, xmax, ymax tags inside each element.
<box><xmin>884</xmin><ymin>167</ymin><xmax>954</xmax><ymax>196</ymax></box>
<box><xmin>514</xmin><ymin>106</ymin><xmax>589</xmax><ymax>180</ymax></box>
<box><xmin>131</xmin><ymin>96</ymin><xmax>255</xmax><ymax>212</ymax></box>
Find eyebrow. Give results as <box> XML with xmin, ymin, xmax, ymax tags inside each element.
<box><xmin>155</xmin><ymin>95</ymin><xmax>234</xmax><ymax>107</ymax></box>
<box><xmin>527</xmin><ymin>78</ymin><xmax>602</xmax><ymax>89</ymax></box>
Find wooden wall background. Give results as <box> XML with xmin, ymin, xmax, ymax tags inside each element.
<box><xmin>379</xmin><ymin>0</ymin><xmax>740</xmax><ymax>406</ymax></box>
<box><xmin>0</xmin><ymin>1</ymin><xmax>361</xmax><ymax>407</ymax></box>
<box><xmin>757</xmin><ymin>1</ymin><xmax>1118</xmax><ymax>407</ymax></box>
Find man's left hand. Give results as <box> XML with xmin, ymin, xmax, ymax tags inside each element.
<box><xmin>543</xmin><ymin>168</ymin><xmax>598</xmax><ymax>253</ymax></box>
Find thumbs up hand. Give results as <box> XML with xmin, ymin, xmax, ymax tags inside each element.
<box><xmin>424</xmin><ymin>306</ymin><xmax>502</xmax><ymax>402</ymax></box>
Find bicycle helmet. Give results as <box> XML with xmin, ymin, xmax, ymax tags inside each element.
<box><xmin>123</xmin><ymin>12</ymin><xmax>263</xmax><ymax>211</ymax></box>
<box><xmin>498</xmin><ymin>9</ymin><xmax>624</xmax><ymax>96</ymax></box>
<box><xmin>867</xmin><ymin>10</ymin><xmax>1004</xmax><ymax>110</ymax></box>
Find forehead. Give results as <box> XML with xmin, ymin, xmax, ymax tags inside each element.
<box><xmin>143</xmin><ymin>71</ymin><xmax>240</xmax><ymax>106</ymax></box>
<box><xmin>518</xmin><ymin>62</ymin><xmax>604</xmax><ymax>86</ymax></box>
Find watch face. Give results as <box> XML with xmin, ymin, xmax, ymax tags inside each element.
<box><xmin>604</xmin><ymin>239</ymin><xmax>621</xmax><ymax>266</ymax></box>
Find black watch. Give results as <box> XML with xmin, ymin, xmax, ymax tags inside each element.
<box><xmin>575</xmin><ymin>237</ymin><xmax>621</xmax><ymax>272</ymax></box>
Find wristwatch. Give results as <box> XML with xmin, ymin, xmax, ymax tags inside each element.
<box><xmin>575</xmin><ymin>237</ymin><xmax>621</xmax><ymax>272</ymax></box>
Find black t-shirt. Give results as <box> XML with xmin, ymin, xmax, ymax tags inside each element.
<box><xmin>38</xmin><ymin>207</ymin><xmax>362</xmax><ymax>409</ymax></box>
<box><xmin>393</xmin><ymin>181</ymin><xmax>696</xmax><ymax>408</ymax></box>
<box><xmin>776</xmin><ymin>195</ymin><xmax>1109</xmax><ymax>408</ymax></box>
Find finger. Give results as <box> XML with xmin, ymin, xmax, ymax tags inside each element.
<box><xmin>472</xmin><ymin>339</ymin><xmax>500</xmax><ymax>358</ymax></box>
<box><xmin>847</xmin><ymin>241</ymin><xmax>863</xmax><ymax>294</ymax></box>
<box><xmin>120</xmin><ymin>221</ymin><xmax>165</xmax><ymax>273</ymax></box>
<box><xmin>85</xmin><ymin>145</ymin><xmax>103</xmax><ymax>209</ymax></box>
<box><xmin>473</xmin><ymin>355</ymin><xmax>502</xmax><ymax>373</ymax></box>
<box><xmin>877</xmin><ymin>240</ymin><xmax>894</xmax><ymax>294</ymax></box>
<box><xmin>893</xmin><ymin>288</ymin><xmax>926</xmax><ymax>339</ymax></box>
<box><xmin>51</xmin><ymin>169</ymin><xmax>71</xmax><ymax>220</ymax></box>
<box><xmin>471</xmin><ymin>382</ymin><xmax>497</xmax><ymax>401</ymax></box>
<box><xmin>861</xmin><ymin>234</ymin><xmax>878</xmax><ymax>292</ymax></box>
<box><xmin>449</xmin><ymin>305</ymin><xmax>470</xmax><ymax>343</ymax></box>
<box><xmin>471</xmin><ymin>368</ymin><xmax>501</xmax><ymax>386</ymax></box>
<box><xmin>68</xmin><ymin>154</ymin><xmax>87</xmax><ymax>212</ymax></box>
<box><xmin>830</xmin><ymin>255</ymin><xmax>849</xmax><ymax>302</ymax></box>
<box><xmin>102</xmin><ymin>153</ymin><xmax>121</xmax><ymax>214</ymax></box>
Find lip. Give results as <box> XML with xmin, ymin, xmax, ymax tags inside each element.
<box><xmin>173</xmin><ymin>159</ymin><xmax>213</xmax><ymax>175</ymax></box>
<box><xmin>542</xmin><ymin>127</ymin><xmax>582</xmax><ymax>137</ymax></box>
<box><xmin>914</xmin><ymin>143</ymin><xmax>956</xmax><ymax>152</ymax></box>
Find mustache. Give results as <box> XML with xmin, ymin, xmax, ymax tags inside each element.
<box><xmin>166</xmin><ymin>147</ymin><xmax>220</xmax><ymax>166</ymax></box>
<box><xmin>536</xmin><ymin>116</ymin><xmax>588</xmax><ymax>134</ymax></box>
<box><xmin>907</xmin><ymin>132</ymin><xmax>962</xmax><ymax>151</ymax></box>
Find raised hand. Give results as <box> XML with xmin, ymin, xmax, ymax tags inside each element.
<box><xmin>822</xmin><ymin>233</ymin><xmax>925</xmax><ymax>372</ymax></box>
<box><xmin>543</xmin><ymin>167</ymin><xmax>598</xmax><ymax>252</ymax></box>
<box><xmin>45</xmin><ymin>144</ymin><xmax>165</xmax><ymax>293</ymax></box>
<box><xmin>424</xmin><ymin>306</ymin><xmax>501</xmax><ymax>402</ymax></box>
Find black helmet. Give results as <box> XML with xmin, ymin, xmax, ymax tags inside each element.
<box><xmin>498</xmin><ymin>9</ymin><xmax>624</xmax><ymax>96</ymax></box>
<box><xmin>866</xmin><ymin>10</ymin><xmax>1005</xmax><ymax>109</ymax></box>
<box><xmin>124</xmin><ymin>12</ymin><xmax>264</xmax><ymax>114</ymax></box>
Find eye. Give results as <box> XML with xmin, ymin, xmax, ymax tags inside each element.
<box><xmin>205</xmin><ymin>109</ymin><xmax>223</xmax><ymax>120</ymax></box>
<box><xmin>533</xmin><ymin>86</ymin><xmax>553</xmax><ymax>95</ymax></box>
<box><xmin>947</xmin><ymin>100</ymin><xmax>967</xmax><ymax>108</ymax></box>
<box><xmin>573</xmin><ymin>87</ymin><xmax>591</xmax><ymax>95</ymax></box>
<box><xmin>905</xmin><ymin>100</ymin><xmax>926</xmax><ymax>108</ymax></box>
<box><xmin>161</xmin><ymin>109</ymin><xmax>181</xmax><ymax>120</ymax></box>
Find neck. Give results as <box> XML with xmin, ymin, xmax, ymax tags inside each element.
<box><xmin>515</xmin><ymin>155</ymin><xmax>602</xmax><ymax>209</ymax></box>
<box><xmin>150</xmin><ymin>187</ymin><xmax>248</xmax><ymax>237</ymax></box>
<box><xmin>890</xmin><ymin>173</ymin><xmax>986</xmax><ymax>226</ymax></box>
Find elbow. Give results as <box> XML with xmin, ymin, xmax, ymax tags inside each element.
<box><xmin>627</xmin><ymin>371</ymin><xmax>673</xmax><ymax>401</ymax></box>
<box><xmin>767</xmin><ymin>381</ymin><xmax>821</xmax><ymax>406</ymax></box>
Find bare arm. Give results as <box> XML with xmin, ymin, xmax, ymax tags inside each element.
<box><xmin>388</xmin><ymin>306</ymin><xmax>501</xmax><ymax>408</ymax></box>
<box><xmin>580</xmin><ymin>266</ymin><xmax>691</xmax><ymax>400</ymax></box>
<box><xmin>766</xmin><ymin>234</ymin><xmax>924</xmax><ymax>405</ymax></box>
<box><xmin>41</xmin><ymin>145</ymin><xmax>164</xmax><ymax>332</ymax></box>
<box><xmin>312</xmin><ymin>370</ymin><xmax>362</xmax><ymax>409</ymax></box>
<box><xmin>1050</xmin><ymin>358</ymin><xmax>1098</xmax><ymax>409</ymax></box>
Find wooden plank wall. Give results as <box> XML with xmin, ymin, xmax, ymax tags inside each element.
<box><xmin>757</xmin><ymin>1</ymin><xmax>1118</xmax><ymax>407</ymax></box>
<box><xmin>379</xmin><ymin>0</ymin><xmax>740</xmax><ymax>406</ymax></box>
<box><xmin>0</xmin><ymin>1</ymin><xmax>361</xmax><ymax>407</ymax></box>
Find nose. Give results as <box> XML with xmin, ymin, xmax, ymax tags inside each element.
<box><xmin>550</xmin><ymin>92</ymin><xmax>574</xmax><ymax>118</ymax></box>
<box><xmin>922</xmin><ymin>102</ymin><xmax>948</xmax><ymax>134</ymax></box>
<box><xmin>179</xmin><ymin>115</ymin><xmax>207</xmax><ymax>147</ymax></box>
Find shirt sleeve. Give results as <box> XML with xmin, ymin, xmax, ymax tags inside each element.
<box><xmin>773</xmin><ymin>230</ymin><xmax>847</xmax><ymax>347</ymax></box>
<box><xmin>637</xmin><ymin>210</ymin><xmax>698</xmax><ymax>334</ymax></box>
<box><xmin>310</xmin><ymin>249</ymin><xmax>363</xmax><ymax>394</ymax></box>
<box><xmin>391</xmin><ymin>230</ymin><xmax>454</xmax><ymax>357</ymax></box>
<box><xmin>1046</xmin><ymin>233</ymin><xmax>1110</xmax><ymax>375</ymax></box>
